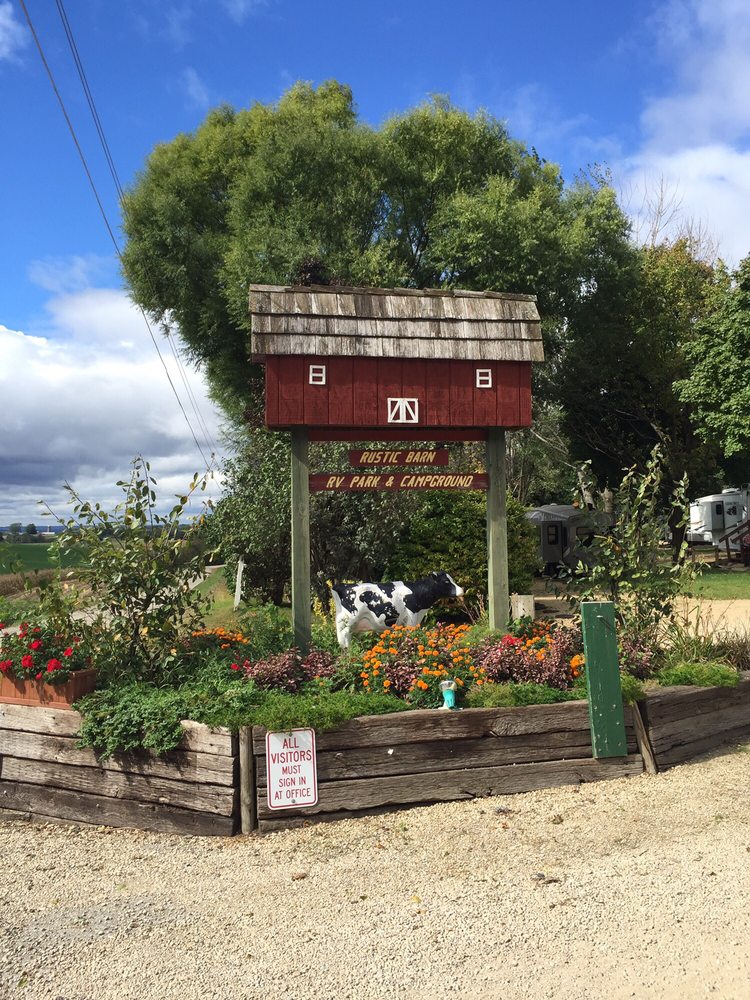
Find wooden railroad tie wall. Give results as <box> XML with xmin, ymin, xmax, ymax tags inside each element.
<box><xmin>250</xmin><ymin>701</ymin><xmax>644</xmax><ymax>834</ymax></box>
<box><xmin>0</xmin><ymin>704</ymin><xmax>239</xmax><ymax>837</ymax></box>
<box><xmin>640</xmin><ymin>673</ymin><xmax>750</xmax><ymax>770</ymax></box>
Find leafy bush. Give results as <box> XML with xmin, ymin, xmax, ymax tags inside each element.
<box><xmin>563</xmin><ymin>448</ymin><xmax>695</xmax><ymax>641</ymax></box>
<box><xmin>235</xmin><ymin>603</ymin><xmax>294</xmax><ymax>660</ymax></box>
<box><xmin>385</xmin><ymin>489</ymin><xmax>539</xmax><ymax>614</ymax></box>
<box><xmin>75</xmin><ymin>675</ymin><xmax>408</xmax><ymax>758</ymax></box>
<box><xmin>466</xmin><ymin>681</ymin><xmax>582</xmax><ymax>708</ymax></box>
<box><xmin>657</xmin><ymin>662</ymin><xmax>740</xmax><ymax>688</ymax></box>
<box><xmin>45</xmin><ymin>458</ymin><xmax>215</xmax><ymax>685</ymax></box>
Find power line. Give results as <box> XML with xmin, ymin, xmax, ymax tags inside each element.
<box><xmin>19</xmin><ymin>0</ymin><xmax>216</xmax><ymax>470</ymax></box>
<box><xmin>54</xmin><ymin>0</ymin><xmax>221</xmax><ymax>461</ymax></box>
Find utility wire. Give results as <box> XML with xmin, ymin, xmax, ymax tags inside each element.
<box><xmin>19</xmin><ymin>0</ymin><xmax>216</xmax><ymax>470</ymax></box>
<box><xmin>55</xmin><ymin>0</ymin><xmax>221</xmax><ymax>461</ymax></box>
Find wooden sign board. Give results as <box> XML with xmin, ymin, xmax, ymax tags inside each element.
<box><xmin>349</xmin><ymin>449</ymin><xmax>449</xmax><ymax>467</ymax></box>
<box><xmin>310</xmin><ymin>473</ymin><xmax>488</xmax><ymax>491</ymax></box>
<box><xmin>265</xmin><ymin>728</ymin><xmax>318</xmax><ymax>811</ymax></box>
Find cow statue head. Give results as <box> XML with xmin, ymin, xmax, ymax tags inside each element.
<box><xmin>428</xmin><ymin>570</ymin><xmax>464</xmax><ymax>601</ymax></box>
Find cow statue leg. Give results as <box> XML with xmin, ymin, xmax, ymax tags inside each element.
<box><xmin>336</xmin><ymin>614</ymin><xmax>352</xmax><ymax>651</ymax></box>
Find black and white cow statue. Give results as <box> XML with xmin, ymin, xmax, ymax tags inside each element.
<box><xmin>331</xmin><ymin>571</ymin><xmax>464</xmax><ymax>650</ymax></box>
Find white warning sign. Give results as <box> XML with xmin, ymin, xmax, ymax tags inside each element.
<box><xmin>265</xmin><ymin>728</ymin><xmax>318</xmax><ymax>811</ymax></box>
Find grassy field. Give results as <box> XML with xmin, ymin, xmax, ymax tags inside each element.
<box><xmin>688</xmin><ymin>568</ymin><xmax>750</xmax><ymax>601</ymax></box>
<box><xmin>0</xmin><ymin>542</ymin><xmax>82</xmax><ymax>574</ymax></box>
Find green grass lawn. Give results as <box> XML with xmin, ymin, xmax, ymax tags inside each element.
<box><xmin>688</xmin><ymin>568</ymin><xmax>750</xmax><ymax>601</ymax></box>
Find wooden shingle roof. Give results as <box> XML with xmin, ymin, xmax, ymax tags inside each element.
<box><xmin>249</xmin><ymin>284</ymin><xmax>544</xmax><ymax>363</ymax></box>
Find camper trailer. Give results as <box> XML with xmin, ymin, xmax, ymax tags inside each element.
<box><xmin>525</xmin><ymin>504</ymin><xmax>611</xmax><ymax>574</ymax></box>
<box><xmin>687</xmin><ymin>488</ymin><xmax>749</xmax><ymax>550</ymax></box>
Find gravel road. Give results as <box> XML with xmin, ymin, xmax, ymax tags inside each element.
<box><xmin>1</xmin><ymin>745</ymin><xmax>749</xmax><ymax>1000</ymax></box>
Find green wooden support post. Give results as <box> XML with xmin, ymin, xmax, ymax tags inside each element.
<box><xmin>290</xmin><ymin>429</ymin><xmax>311</xmax><ymax>654</ymax></box>
<box><xmin>486</xmin><ymin>428</ymin><xmax>509</xmax><ymax>632</ymax></box>
<box><xmin>581</xmin><ymin>601</ymin><xmax>627</xmax><ymax>758</ymax></box>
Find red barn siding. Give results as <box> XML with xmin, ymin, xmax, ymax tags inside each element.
<box><xmin>266</xmin><ymin>357</ymin><xmax>531</xmax><ymax>430</ymax></box>
<box><xmin>449</xmin><ymin>361</ymin><xmax>474</xmax><ymax>426</ymax></box>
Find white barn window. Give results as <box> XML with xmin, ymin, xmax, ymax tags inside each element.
<box><xmin>476</xmin><ymin>368</ymin><xmax>493</xmax><ymax>388</ymax></box>
<box><xmin>309</xmin><ymin>364</ymin><xmax>327</xmax><ymax>386</ymax></box>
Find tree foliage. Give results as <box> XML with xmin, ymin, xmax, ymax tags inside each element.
<box><xmin>675</xmin><ymin>255</ymin><xmax>750</xmax><ymax>458</ymax></box>
<box><xmin>563</xmin><ymin>449</ymin><xmax>693</xmax><ymax>641</ymax></box>
<box><xmin>45</xmin><ymin>458</ymin><xmax>214</xmax><ymax>684</ymax></box>
<box><xmin>122</xmin><ymin>82</ymin><xmax>635</xmax><ymax>419</ymax></box>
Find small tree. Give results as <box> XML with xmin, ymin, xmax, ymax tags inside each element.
<box><xmin>8</xmin><ymin>523</ymin><xmax>22</xmax><ymax>540</ymax></box>
<box><xmin>564</xmin><ymin>448</ymin><xmax>693</xmax><ymax>640</ymax></box>
<box><xmin>25</xmin><ymin>523</ymin><xmax>38</xmax><ymax>536</ymax></box>
<box><xmin>44</xmin><ymin>458</ymin><xmax>216</xmax><ymax>684</ymax></box>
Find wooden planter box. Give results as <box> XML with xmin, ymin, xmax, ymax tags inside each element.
<box><xmin>640</xmin><ymin>673</ymin><xmax>750</xmax><ymax>769</ymax></box>
<box><xmin>248</xmin><ymin>700</ymin><xmax>645</xmax><ymax>834</ymax></box>
<box><xmin>0</xmin><ymin>668</ymin><xmax>97</xmax><ymax>709</ymax></box>
<box><xmin>0</xmin><ymin>705</ymin><xmax>240</xmax><ymax>836</ymax></box>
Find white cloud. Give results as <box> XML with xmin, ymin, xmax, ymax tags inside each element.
<box><xmin>182</xmin><ymin>66</ymin><xmax>210</xmax><ymax>110</ymax></box>
<box><xmin>0</xmin><ymin>0</ymin><xmax>27</xmax><ymax>61</ymax></box>
<box><xmin>28</xmin><ymin>254</ymin><xmax>117</xmax><ymax>295</ymax></box>
<box><xmin>221</xmin><ymin>0</ymin><xmax>265</xmax><ymax>24</ymax></box>
<box><xmin>616</xmin><ymin>0</ymin><xmax>750</xmax><ymax>264</ymax></box>
<box><xmin>0</xmin><ymin>287</ymin><xmax>225</xmax><ymax>523</ymax></box>
<box><xmin>164</xmin><ymin>5</ymin><xmax>192</xmax><ymax>47</ymax></box>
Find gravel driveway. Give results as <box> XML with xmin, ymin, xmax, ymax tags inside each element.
<box><xmin>1</xmin><ymin>746</ymin><xmax>749</xmax><ymax>1000</ymax></box>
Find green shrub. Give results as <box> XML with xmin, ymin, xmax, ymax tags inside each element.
<box><xmin>466</xmin><ymin>681</ymin><xmax>582</xmax><ymax>708</ymax></box>
<box><xmin>45</xmin><ymin>458</ymin><xmax>215</xmax><ymax>686</ymax></box>
<box><xmin>75</xmin><ymin>665</ymin><xmax>409</xmax><ymax>758</ymax></box>
<box><xmin>236</xmin><ymin>603</ymin><xmax>294</xmax><ymax>660</ymax></box>
<box><xmin>657</xmin><ymin>661</ymin><xmax>740</xmax><ymax>688</ymax></box>
<box><xmin>311</xmin><ymin>619</ymin><xmax>341</xmax><ymax>657</ymax></box>
<box><xmin>619</xmin><ymin>671</ymin><xmax>646</xmax><ymax>704</ymax></box>
<box><xmin>385</xmin><ymin>490</ymin><xmax>539</xmax><ymax>614</ymax></box>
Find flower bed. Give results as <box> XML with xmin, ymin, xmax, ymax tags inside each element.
<box><xmin>0</xmin><ymin>622</ymin><xmax>93</xmax><ymax>709</ymax></box>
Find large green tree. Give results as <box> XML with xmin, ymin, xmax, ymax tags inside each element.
<box><xmin>675</xmin><ymin>255</ymin><xmax>750</xmax><ymax>459</ymax></box>
<box><xmin>122</xmin><ymin>82</ymin><xmax>633</xmax><ymax>419</ymax></box>
<box><xmin>553</xmin><ymin>237</ymin><xmax>733</xmax><ymax>498</ymax></box>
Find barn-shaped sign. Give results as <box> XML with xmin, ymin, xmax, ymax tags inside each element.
<box><xmin>249</xmin><ymin>285</ymin><xmax>542</xmax><ymax>438</ymax></box>
<box><xmin>248</xmin><ymin>284</ymin><xmax>544</xmax><ymax>648</ymax></box>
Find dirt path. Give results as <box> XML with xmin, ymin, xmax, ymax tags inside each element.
<box><xmin>1</xmin><ymin>745</ymin><xmax>749</xmax><ymax>1000</ymax></box>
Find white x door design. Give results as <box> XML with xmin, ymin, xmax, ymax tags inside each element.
<box><xmin>387</xmin><ymin>397</ymin><xmax>419</xmax><ymax>423</ymax></box>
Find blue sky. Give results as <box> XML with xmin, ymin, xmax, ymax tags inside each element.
<box><xmin>1</xmin><ymin>0</ymin><xmax>749</xmax><ymax>520</ymax></box>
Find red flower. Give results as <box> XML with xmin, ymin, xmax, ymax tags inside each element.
<box><xmin>0</xmin><ymin>622</ymin><xmax>5</xmax><ymax>630</ymax></box>
<box><xmin>46</xmin><ymin>659</ymin><xmax>63</xmax><ymax>672</ymax></box>
<box><xmin>21</xmin><ymin>654</ymin><xmax>34</xmax><ymax>669</ymax></box>
<box><xmin>230</xmin><ymin>662</ymin><xmax>240</xmax><ymax>671</ymax></box>
<box><xmin>63</xmin><ymin>647</ymin><xmax>73</xmax><ymax>658</ymax></box>
<box><xmin>0</xmin><ymin>660</ymin><xmax>11</xmax><ymax>673</ymax></box>
<box><xmin>33</xmin><ymin>627</ymin><xmax>41</xmax><ymax>634</ymax></box>
<box><xmin>29</xmin><ymin>639</ymin><xmax>43</xmax><ymax>650</ymax></box>
<box><xmin>35</xmin><ymin>672</ymin><xmax>43</xmax><ymax>680</ymax></box>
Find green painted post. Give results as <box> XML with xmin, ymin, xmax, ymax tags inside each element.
<box><xmin>486</xmin><ymin>428</ymin><xmax>509</xmax><ymax>632</ymax></box>
<box><xmin>581</xmin><ymin>601</ymin><xmax>627</xmax><ymax>758</ymax></box>
<box><xmin>290</xmin><ymin>429</ymin><xmax>311</xmax><ymax>654</ymax></box>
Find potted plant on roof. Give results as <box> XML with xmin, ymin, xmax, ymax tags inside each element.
<box><xmin>0</xmin><ymin>622</ymin><xmax>96</xmax><ymax>709</ymax></box>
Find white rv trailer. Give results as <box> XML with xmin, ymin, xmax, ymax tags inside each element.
<box><xmin>687</xmin><ymin>487</ymin><xmax>750</xmax><ymax>549</ymax></box>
